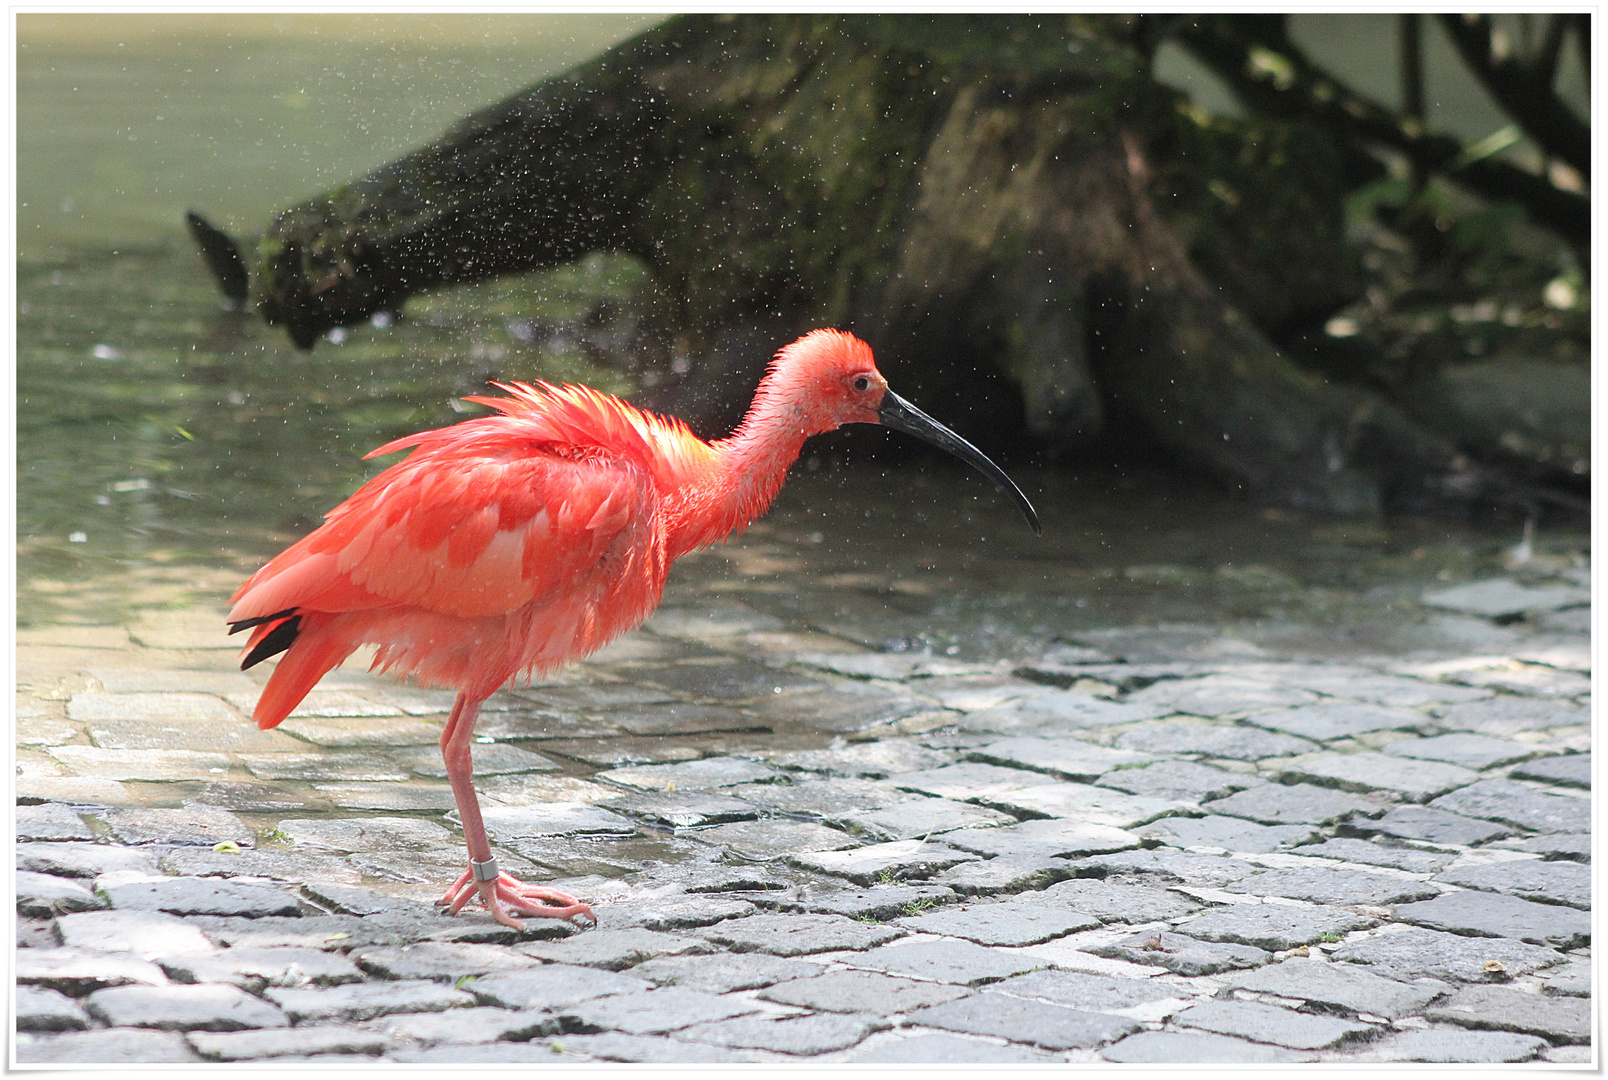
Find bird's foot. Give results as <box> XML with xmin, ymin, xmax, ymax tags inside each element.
<box><xmin>440</xmin><ymin>863</ymin><xmax>595</xmax><ymax>930</ymax></box>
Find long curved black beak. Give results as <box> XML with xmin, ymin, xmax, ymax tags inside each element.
<box><xmin>877</xmin><ymin>390</ymin><xmax>1041</xmax><ymax>535</ymax></box>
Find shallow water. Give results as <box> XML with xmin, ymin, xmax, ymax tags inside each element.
<box><xmin>18</xmin><ymin>17</ymin><xmax>656</xmax><ymax>622</ymax></box>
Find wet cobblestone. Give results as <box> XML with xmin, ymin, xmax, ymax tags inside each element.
<box><xmin>14</xmin><ymin>515</ymin><xmax>1591</xmax><ymax>1064</ymax></box>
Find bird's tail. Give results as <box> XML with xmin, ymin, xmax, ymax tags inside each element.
<box><xmin>237</xmin><ymin>611</ymin><xmax>360</xmax><ymax>730</ymax></box>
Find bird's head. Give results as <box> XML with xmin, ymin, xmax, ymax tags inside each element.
<box><xmin>767</xmin><ymin>329</ymin><xmax>1040</xmax><ymax>534</ymax></box>
<box><xmin>771</xmin><ymin>328</ymin><xmax>889</xmax><ymax>432</ymax></box>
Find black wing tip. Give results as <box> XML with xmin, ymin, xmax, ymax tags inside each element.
<box><xmin>228</xmin><ymin>607</ymin><xmax>297</xmax><ymax>635</ymax></box>
<box><xmin>236</xmin><ymin>612</ymin><xmax>302</xmax><ymax>671</ymax></box>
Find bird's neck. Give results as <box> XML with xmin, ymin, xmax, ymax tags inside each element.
<box><xmin>666</xmin><ymin>380</ymin><xmax>814</xmax><ymax>560</ymax></box>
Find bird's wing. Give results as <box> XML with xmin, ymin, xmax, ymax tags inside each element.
<box><xmin>229</xmin><ymin>443</ymin><xmax>659</xmax><ymax>622</ymax></box>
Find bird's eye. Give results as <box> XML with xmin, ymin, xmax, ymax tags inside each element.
<box><xmin>853</xmin><ymin>375</ymin><xmax>871</xmax><ymax>391</ymax></box>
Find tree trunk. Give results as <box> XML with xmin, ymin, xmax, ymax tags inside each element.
<box><xmin>233</xmin><ymin>13</ymin><xmax>1541</xmax><ymax>518</ymax></box>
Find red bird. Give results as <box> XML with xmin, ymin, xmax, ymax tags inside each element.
<box><xmin>228</xmin><ymin>330</ymin><xmax>1038</xmax><ymax>928</ymax></box>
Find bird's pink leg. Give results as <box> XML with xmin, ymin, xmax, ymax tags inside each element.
<box><xmin>437</xmin><ymin>691</ymin><xmax>595</xmax><ymax>928</ymax></box>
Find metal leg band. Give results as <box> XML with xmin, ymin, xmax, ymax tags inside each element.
<box><xmin>470</xmin><ymin>857</ymin><xmax>500</xmax><ymax>883</ymax></box>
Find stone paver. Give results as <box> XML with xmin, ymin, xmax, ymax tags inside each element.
<box><xmin>1435</xmin><ymin>695</ymin><xmax>1588</xmax><ymax>737</ymax></box>
<box><xmin>1361</xmin><ymin>804</ymin><xmax>1513</xmax><ymax>846</ymax></box>
<box><xmin>1394</xmin><ymin>890</ymin><xmax>1589</xmax><ymax>948</ymax></box>
<box><xmin>1019</xmin><ymin>878</ymin><xmax>1201</xmax><ymax>923</ymax></box>
<box><xmin>1137</xmin><ymin>814</ymin><xmax>1317</xmax><ymax>853</ymax></box>
<box><xmin>17</xmin><ymin>1028</ymin><xmax>199</xmax><ymax>1063</ymax></box>
<box><xmin>97</xmin><ymin>806</ymin><xmax>256</xmax><ymax>847</ymax></box>
<box><xmin>1427</xmin><ymin>984</ymin><xmax>1591</xmax><ymax>1043</ymax></box>
<box><xmin>100</xmin><ymin>876</ymin><xmax>302</xmax><ymax>917</ymax></box>
<box><xmin>559</xmin><ymin>988</ymin><xmax>762</xmax><ymax>1035</ymax></box>
<box><xmin>601</xmin><ymin>893</ymin><xmax>756</xmax><ymax>931</ymax></box>
<box><xmin>17</xmin><ymin>870</ymin><xmax>106</xmax><ymax>915</ymax></box>
<box><xmin>932</xmin><ymin>854</ymin><xmax>1074</xmax><ymax>895</ymax></box>
<box><xmin>1203</xmin><ymin>782</ymin><xmax>1378</xmax><ymax>825</ymax></box>
<box><xmin>1174</xmin><ymin>904</ymin><xmax>1377</xmax><ymax>951</ymax></box>
<box><xmin>238</xmin><ymin>751</ymin><xmax>410</xmax><ymax>782</ymax></box>
<box><xmin>478</xmin><ymin>803</ymin><xmax>638</xmax><ymax>839</ymax></box>
<box><xmin>277</xmin><ymin>815</ymin><xmax>456</xmax><ymax>852</ymax></box>
<box><xmin>1358</xmin><ymin>1029</ymin><xmax>1548</xmax><ymax>1063</ymax></box>
<box><xmin>789</xmin><ymin>839</ymin><xmax>976</xmax><ymax>883</ymax></box>
<box><xmin>1383</xmin><ymin>733</ymin><xmax>1542</xmax><ymax>770</ymax></box>
<box><xmin>969</xmin><ymin>736</ymin><xmax>1154</xmax><ymax>779</ymax></box>
<box><xmin>186</xmin><ymin>1025</ymin><xmax>389</xmax><ymax>1061</ymax></box>
<box><xmin>17</xmin><ymin>947</ymin><xmax>171</xmax><ymax>994</ymax></box>
<box><xmin>1224</xmin><ymin>867</ymin><xmax>1440</xmax><ymax>906</ymax></box>
<box><xmin>991</xmin><ymin>968</ymin><xmax>1183</xmax><ymax>1011</ymax></box>
<box><xmin>1172</xmin><ymin>999</ymin><xmax>1372</xmax><ymax>1049</ymax></box>
<box><xmin>1510</xmin><ymin>752</ymin><xmax>1590</xmax><ymax>788</ymax></box>
<box><xmin>352</xmin><ymin>941</ymin><xmax>545</xmax><ymax>981</ymax></box>
<box><xmin>729</xmin><ymin>776</ymin><xmax>917</xmax><ymax>814</ymax></box>
<box><xmin>1292</xmin><ymin>838</ymin><xmax>1455</xmax><ymax>873</ymax></box>
<box><xmin>896</xmin><ymin>900</ymin><xmax>1099</xmax><ymax>945</ymax></box>
<box><xmin>961</xmin><ymin>695</ymin><xmax>1163</xmax><ymax>736</ymax></box>
<box><xmin>547</xmin><ymin>1033</ymin><xmax>783</xmax><ymax>1063</ymax></box>
<box><xmin>16</xmin><ymin>840</ymin><xmax>159</xmax><ymax>878</ymax></box>
<box><xmin>631</xmin><ymin>952</ymin><xmax>823</xmax><ymax>993</ymax></box>
<box><xmin>697</xmin><ymin>912</ymin><xmax>903</xmax><ymax>955</ymax></box>
<box><xmin>519</xmin><ymin>927</ymin><xmax>712</xmax><ymax>969</ymax></box>
<box><xmin>886</xmin><ymin>761</ymin><xmax>1062</xmax><ymax>801</ymax></box>
<box><xmin>1434</xmin><ymin>857</ymin><xmax>1590</xmax><ymax>909</ymax></box>
<box><xmin>1490</xmin><ymin>832</ymin><xmax>1590</xmax><ymax>860</ymax></box>
<box><xmin>1429</xmin><ymin>778</ymin><xmax>1590</xmax><ymax>833</ymax></box>
<box><xmin>768</xmin><ymin>740</ymin><xmax>954</xmax><ymax>778</ymax></box>
<box><xmin>692</xmin><ymin>820</ymin><xmax>860</xmax><ymax>860</ymax></box>
<box><xmin>830</xmin><ymin>796</ymin><xmax>1016</xmax><ymax>840</ymax></box>
<box><xmin>84</xmin><ymin>983</ymin><xmax>288</xmax><ymax>1031</ymax></box>
<box><xmin>158</xmin><ymin>946</ymin><xmax>363</xmax><ymax>990</ymax></box>
<box><xmin>1228</xmin><ymin>958</ymin><xmax>1449</xmax><ymax>1017</ymax></box>
<box><xmin>598</xmin><ymin>790</ymin><xmax>759</xmax><ymax>828</ymax></box>
<box><xmin>277</xmin><ymin>715</ymin><xmax>445</xmax><ymax>747</ymax></box>
<box><xmin>16</xmin><ymin>986</ymin><xmax>91</xmax><ymax>1032</ymax></box>
<box><xmin>68</xmin><ymin>690</ymin><xmax>240</xmax><ymax>724</ymax></box>
<box><xmin>760</xmin><ymin>969</ymin><xmax>969</xmax><ymax>1013</ymax></box>
<box><xmin>1115</xmin><ymin>720</ymin><xmax>1317</xmax><ymax>761</ymax></box>
<box><xmin>983</xmin><ymin>782</ymin><xmax>1192</xmax><ymax>828</ymax></box>
<box><xmin>1281</xmin><ymin>751</ymin><xmax>1479</xmax><ymax>802</ymax></box>
<box><xmin>679</xmin><ymin>1011</ymin><xmax>886</xmax><ymax>1054</ymax></box>
<box><xmin>468</xmin><ymin>965</ymin><xmax>650</xmax><ymax>1009</ymax></box>
<box><xmin>942</xmin><ymin>818</ymin><xmax>1141</xmax><ymax>859</ymax></box>
<box><xmin>1251</xmin><ymin>702</ymin><xmax>1424</xmax><ymax>741</ymax></box>
<box><xmin>1330</xmin><ymin>926</ymin><xmax>1567</xmax><ymax>982</ymax></box>
<box><xmin>1075</xmin><ymin>848</ymin><xmax>1259</xmax><ymax>886</ymax></box>
<box><xmin>1102</xmin><ymin>1031</ymin><xmax>1315</xmax><ymax>1062</ymax></box>
<box><xmin>1089</xmin><ymin>931</ymin><xmax>1269</xmax><ymax>976</ymax></box>
<box><xmin>264</xmin><ymin>979</ymin><xmax>476</xmax><ymax>1023</ymax></box>
<box><xmin>16</xmin><ymin>801</ymin><xmax>96</xmax><ymax>841</ymax></box>
<box><xmin>596</xmin><ymin>756</ymin><xmax>777</xmax><ymax>791</ymax></box>
<box><xmin>847</xmin><ymin>938</ymin><xmax>1043</xmax><ymax>984</ymax></box>
<box><xmin>1542</xmin><ymin>962</ymin><xmax>1590</xmax><ymax>997</ymax></box>
<box><xmin>784</xmin><ymin>883</ymin><xmax>956</xmax><ymax>919</ymax></box>
<box><xmin>358</xmin><ymin>1005</ymin><xmax>554</xmax><ymax>1047</ymax></box>
<box><xmin>1096</xmin><ymin>759</ymin><xmax>1263</xmax><ymax>802</ymax></box>
<box><xmin>846</xmin><ymin>1032</ymin><xmax>1057</xmax><ymax>1063</ymax></box>
<box><xmin>55</xmin><ymin>909</ymin><xmax>215</xmax><ymax>955</ymax></box>
<box><xmin>906</xmin><ymin>992</ymin><xmax>1142</xmax><ymax>1050</ymax></box>
<box><xmin>1126</xmin><ymin>674</ymin><xmax>1316</xmax><ymax>716</ymax></box>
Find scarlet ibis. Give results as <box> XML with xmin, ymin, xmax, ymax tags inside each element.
<box><xmin>228</xmin><ymin>329</ymin><xmax>1038</xmax><ymax>928</ymax></box>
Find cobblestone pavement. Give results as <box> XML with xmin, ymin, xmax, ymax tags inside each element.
<box><xmin>15</xmin><ymin>493</ymin><xmax>1592</xmax><ymax>1065</ymax></box>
